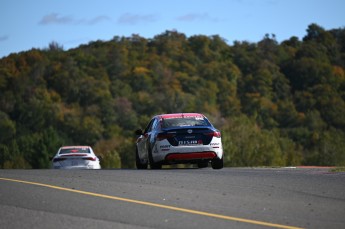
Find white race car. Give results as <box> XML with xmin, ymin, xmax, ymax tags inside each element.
<box><xmin>135</xmin><ymin>113</ymin><xmax>223</xmax><ymax>169</ymax></box>
<box><xmin>52</xmin><ymin>146</ymin><xmax>101</xmax><ymax>169</ymax></box>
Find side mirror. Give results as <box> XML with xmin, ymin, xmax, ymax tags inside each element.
<box><xmin>135</xmin><ymin>129</ymin><xmax>143</xmax><ymax>135</ymax></box>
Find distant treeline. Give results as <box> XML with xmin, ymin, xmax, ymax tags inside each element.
<box><xmin>1</xmin><ymin>23</ymin><xmax>344</xmax><ymax>168</ymax></box>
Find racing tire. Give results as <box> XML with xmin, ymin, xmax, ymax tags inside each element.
<box><xmin>148</xmin><ymin>147</ymin><xmax>162</xmax><ymax>170</ymax></box>
<box><xmin>211</xmin><ymin>157</ymin><xmax>223</xmax><ymax>169</ymax></box>
<box><xmin>136</xmin><ymin>148</ymin><xmax>148</xmax><ymax>169</ymax></box>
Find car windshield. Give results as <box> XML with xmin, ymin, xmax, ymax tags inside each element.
<box><xmin>59</xmin><ymin>148</ymin><xmax>90</xmax><ymax>154</ymax></box>
<box><xmin>162</xmin><ymin>117</ymin><xmax>209</xmax><ymax>128</ymax></box>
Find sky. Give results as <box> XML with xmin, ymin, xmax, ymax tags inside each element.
<box><xmin>1</xmin><ymin>0</ymin><xmax>344</xmax><ymax>58</ymax></box>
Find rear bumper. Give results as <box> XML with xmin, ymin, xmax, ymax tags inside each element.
<box><xmin>160</xmin><ymin>151</ymin><xmax>219</xmax><ymax>165</ymax></box>
<box><xmin>153</xmin><ymin>140</ymin><xmax>223</xmax><ymax>163</ymax></box>
<box><xmin>165</xmin><ymin>152</ymin><xmax>217</xmax><ymax>161</ymax></box>
<box><xmin>52</xmin><ymin>164</ymin><xmax>101</xmax><ymax>169</ymax></box>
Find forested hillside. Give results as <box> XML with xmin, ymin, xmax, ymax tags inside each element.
<box><xmin>1</xmin><ymin>23</ymin><xmax>344</xmax><ymax>168</ymax></box>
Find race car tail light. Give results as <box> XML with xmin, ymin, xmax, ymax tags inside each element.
<box><xmin>83</xmin><ymin>157</ymin><xmax>97</xmax><ymax>161</ymax></box>
<box><xmin>157</xmin><ymin>133</ymin><xmax>175</xmax><ymax>141</ymax></box>
<box><xmin>205</xmin><ymin>131</ymin><xmax>221</xmax><ymax>138</ymax></box>
<box><xmin>214</xmin><ymin>131</ymin><xmax>221</xmax><ymax>138</ymax></box>
<box><xmin>53</xmin><ymin>158</ymin><xmax>66</xmax><ymax>162</ymax></box>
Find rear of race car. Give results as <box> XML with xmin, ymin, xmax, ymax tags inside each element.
<box><xmin>152</xmin><ymin>126</ymin><xmax>223</xmax><ymax>167</ymax></box>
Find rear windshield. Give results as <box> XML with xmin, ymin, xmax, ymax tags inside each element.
<box><xmin>162</xmin><ymin>117</ymin><xmax>210</xmax><ymax>128</ymax></box>
<box><xmin>59</xmin><ymin>148</ymin><xmax>90</xmax><ymax>154</ymax></box>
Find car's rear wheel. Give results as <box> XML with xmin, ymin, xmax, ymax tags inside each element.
<box><xmin>197</xmin><ymin>161</ymin><xmax>208</xmax><ymax>168</ymax></box>
<box><xmin>136</xmin><ymin>148</ymin><xmax>148</xmax><ymax>169</ymax></box>
<box><xmin>211</xmin><ymin>157</ymin><xmax>223</xmax><ymax>169</ymax></box>
<box><xmin>148</xmin><ymin>147</ymin><xmax>162</xmax><ymax>169</ymax></box>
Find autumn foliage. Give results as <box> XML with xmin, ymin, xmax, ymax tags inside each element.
<box><xmin>1</xmin><ymin>24</ymin><xmax>344</xmax><ymax>168</ymax></box>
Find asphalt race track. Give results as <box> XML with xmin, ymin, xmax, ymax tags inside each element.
<box><xmin>0</xmin><ymin>168</ymin><xmax>344</xmax><ymax>229</ymax></box>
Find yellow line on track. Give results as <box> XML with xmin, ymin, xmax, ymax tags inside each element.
<box><xmin>0</xmin><ymin>177</ymin><xmax>303</xmax><ymax>229</ymax></box>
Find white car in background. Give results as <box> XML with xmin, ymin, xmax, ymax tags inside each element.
<box><xmin>52</xmin><ymin>146</ymin><xmax>101</xmax><ymax>169</ymax></box>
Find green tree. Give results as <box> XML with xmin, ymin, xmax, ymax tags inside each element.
<box><xmin>0</xmin><ymin>111</ymin><xmax>16</xmax><ymax>143</ymax></box>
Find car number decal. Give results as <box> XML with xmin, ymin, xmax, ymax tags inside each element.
<box><xmin>178</xmin><ymin>140</ymin><xmax>203</xmax><ymax>145</ymax></box>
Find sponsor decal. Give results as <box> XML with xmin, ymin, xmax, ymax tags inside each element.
<box><xmin>210</xmin><ymin>142</ymin><xmax>220</xmax><ymax>148</ymax></box>
<box><xmin>159</xmin><ymin>145</ymin><xmax>170</xmax><ymax>152</ymax></box>
<box><xmin>161</xmin><ymin>113</ymin><xmax>204</xmax><ymax>119</ymax></box>
<box><xmin>187</xmin><ymin>129</ymin><xmax>193</xmax><ymax>134</ymax></box>
<box><xmin>210</xmin><ymin>143</ymin><xmax>220</xmax><ymax>146</ymax></box>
